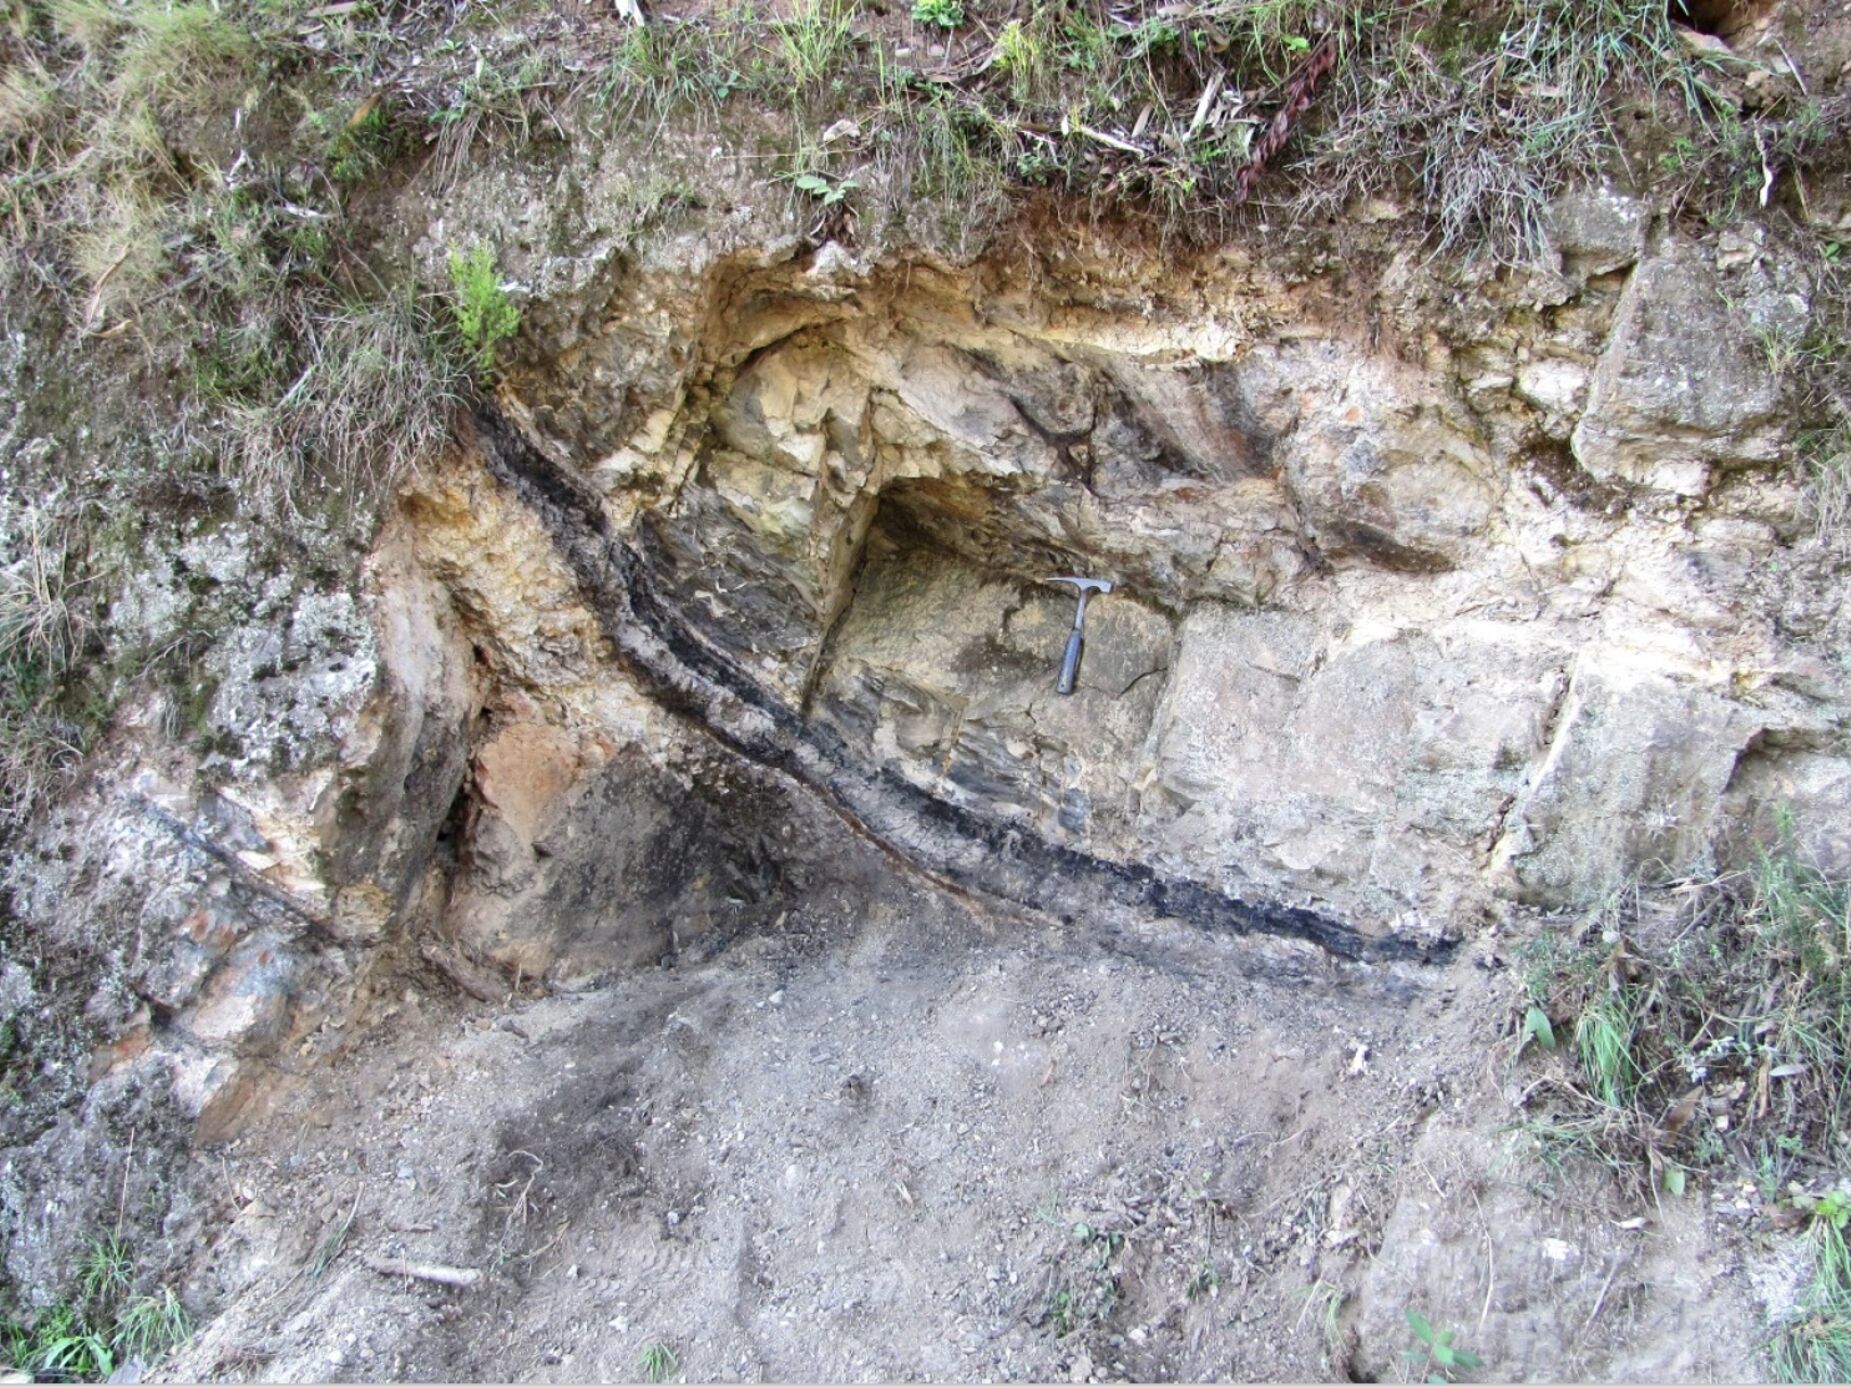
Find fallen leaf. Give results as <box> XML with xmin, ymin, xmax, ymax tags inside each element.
<box><xmin>1661</xmin><ymin>1085</ymin><xmax>1704</xmax><ymax>1138</ymax></box>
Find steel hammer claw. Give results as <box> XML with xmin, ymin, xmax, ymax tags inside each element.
<box><xmin>1045</xmin><ymin>576</ymin><xmax>1114</xmax><ymax>695</ymax></box>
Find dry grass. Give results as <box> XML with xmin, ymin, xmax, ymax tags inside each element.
<box><xmin>0</xmin><ymin>492</ymin><xmax>98</xmax><ymax>825</ymax></box>
<box><xmin>218</xmin><ymin>294</ymin><xmax>467</xmax><ymax>521</ymax></box>
<box><xmin>582</xmin><ymin>0</ymin><xmax>1815</xmax><ymax>258</ymax></box>
<box><xmin>0</xmin><ymin>0</ymin><xmax>481</xmax><ymax>520</ymax></box>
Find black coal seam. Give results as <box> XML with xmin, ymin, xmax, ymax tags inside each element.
<box><xmin>473</xmin><ymin>407</ymin><xmax>1451</xmax><ymax>967</ymax></box>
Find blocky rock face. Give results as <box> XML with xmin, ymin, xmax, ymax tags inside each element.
<box><xmin>1570</xmin><ymin>239</ymin><xmax>1793</xmax><ymax>496</ymax></box>
<box><xmin>455</xmin><ymin>221</ymin><xmax>1845</xmax><ymax>946</ymax></box>
<box><xmin>9</xmin><ymin>196</ymin><xmax>1848</xmax><ymax>1160</ymax></box>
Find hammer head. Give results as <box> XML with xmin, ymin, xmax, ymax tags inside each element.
<box><xmin>1046</xmin><ymin>575</ymin><xmax>1114</xmax><ymax>596</ymax></box>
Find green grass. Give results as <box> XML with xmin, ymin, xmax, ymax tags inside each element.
<box><xmin>638</xmin><ymin>1339</ymin><xmax>678</xmax><ymax>1383</ymax></box>
<box><xmin>1774</xmin><ymin>1195</ymin><xmax>1851</xmax><ymax>1382</ymax></box>
<box><xmin>1</xmin><ymin>1236</ymin><xmax>190</xmax><ymax>1382</ymax></box>
<box><xmin>599</xmin><ymin>21</ymin><xmax>744</xmax><ymax>127</ymax></box>
<box><xmin>1517</xmin><ymin>837</ymin><xmax>1851</xmax><ymax>1204</ymax></box>
<box><xmin>428</xmin><ymin>44</ymin><xmax>564</xmax><ymax>186</ymax></box>
<box><xmin>1806</xmin><ymin>422</ymin><xmax>1851</xmax><ymax>543</ymax></box>
<box><xmin>47</xmin><ymin>0</ymin><xmax>257</xmax><ymax>108</ymax></box>
<box><xmin>769</xmin><ymin>0</ymin><xmax>856</xmax><ymax>92</ymax></box>
<box><xmin>113</xmin><ymin>1289</ymin><xmax>190</xmax><ymax>1365</ymax></box>
<box><xmin>1573</xmin><ymin>984</ymin><xmax>1643</xmax><ymax>1109</ymax></box>
<box><xmin>79</xmin><ymin>1237</ymin><xmax>134</xmax><ymax>1309</ymax></box>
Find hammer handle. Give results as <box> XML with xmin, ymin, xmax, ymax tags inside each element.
<box><xmin>1057</xmin><ymin>629</ymin><xmax>1084</xmax><ymax>695</ymax></box>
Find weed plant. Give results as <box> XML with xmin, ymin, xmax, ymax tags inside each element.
<box><xmin>1518</xmin><ymin>836</ymin><xmax>1851</xmax><ymax>1374</ymax></box>
<box><xmin>1775</xmin><ymin>1193</ymin><xmax>1851</xmax><ymax>1382</ymax></box>
<box><xmin>2</xmin><ymin>1237</ymin><xmax>190</xmax><ymax>1382</ymax></box>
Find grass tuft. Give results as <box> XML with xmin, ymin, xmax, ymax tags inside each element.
<box><xmin>1774</xmin><ymin>1193</ymin><xmax>1851</xmax><ymax>1382</ymax></box>
<box><xmin>0</xmin><ymin>490</ymin><xmax>101</xmax><ymax>826</ymax></box>
<box><xmin>113</xmin><ymin>1288</ymin><xmax>190</xmax><ymax>1365</ymax></box>
<box><xmin>2</xmin><ymin>1234</ymin><xmax>191</xmax><ymax>1382</ymax></box>
<box><xmin>221</xmin><ymin>292</ymin><xmax>470</xmax><ymax>519</ymax></box>
<box><xmin>638</xmin><ymin>1339</ymin><xmax>678</xmax><ymax>1383</ymax></box>
<box><xmin>770</xmin><ymin>0</ymin><xmax>856</xmax><ymax>91</ymax></box>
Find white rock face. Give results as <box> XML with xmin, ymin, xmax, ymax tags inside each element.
<box><xmin>1144</xmin><ymin>608</ymin><xmax>1561</xmax><ymax>922</ymax></box>
<box><xmin>1571</xmin><ymin>239</ymin><xmax>1789</xmax><ymax>496</ymax></box>
<box><xmin>458</xmin><ymin>205</ymin><xmax>1850</xmax><ymax>932</ymax></box>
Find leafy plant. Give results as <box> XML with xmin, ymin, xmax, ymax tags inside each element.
<box><xmin>446</xmin><ymin>243</ymin><xmax>520</xmax><ymax>374</ymax></box>
<box><xmin>789</xmin><ymin>171</ymin><xmax>857</xmax><ymax>208</ymax></box>
<box><xmin>638</xmin><ymin>1340</ymin><xmax>678</xmax><ymax>1383</ymax></box>
<box><xmin>30</xmin><ymin>1305</ymin><xmax>115</xmax><ymax>1382</ymax></box>
<box><xmin>0</xmin><ymin>1279</ymin><xmax>191</xmax><ymax>1382</ymax></box>
<box><xmin>1040</xmin><ymin>1221</ymin><xmax>1124</xmax><ymax>1337</ymax></box>
<box><xmin>1404</xmin><ymin>1308</ymin><xmax>1483</xmax><ymax>1383</ymax></box>
<box><xmin>4</xmin><ymin>1302</ymin><xmax>112</xmax><ymax>1383</ymax></box>
<box><xmin>1519</xmin><ymin>1005</ymin><xmax>1557</xmax><ymax>1054</ymax></box>
<box><xmin>910</xmin><ymin>0</ymin><xmax>964</xmax><ymax>29</ymax></box>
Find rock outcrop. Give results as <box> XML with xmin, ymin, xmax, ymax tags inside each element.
<box><xmin>6</xmin><ymin>190</ymin><xmax>1848</xmax><ymax>1169</ymax></box>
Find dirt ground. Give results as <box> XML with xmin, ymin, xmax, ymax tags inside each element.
<box><xmin>156</xmin><ymin>825</ymin><xmax>1772</xmax><ymax>1385</ymax></box>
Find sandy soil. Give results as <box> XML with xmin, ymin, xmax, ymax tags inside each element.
<box><xmin>158</xmin><ymin>828</ymin><xmax>1768</xmax><ymax>1384</ymax></box>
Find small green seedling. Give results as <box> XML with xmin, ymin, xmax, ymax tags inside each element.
<box><xmin>1186</xmin><ymin>1260</ymin><xmax>1220</xmax><ymax>1298</ymax></box>
<box><xmin>638</xmin><ymin>1340</ymin><xmax>677</xmax><ymax>1383</ymax></box>
<box><xmin>789</xmin><ymin>172</ymin><xmax>856</xmax><ymax>208</ymax></box>
<box><xmin>1404</xmin><ymin>1308</ymin><xmax>1482</xmax><ymax>1383</ymax></box>
<box><xmin>446</xmin><ymin>243</ymin><xmax>520</xmax><ymax>373</ymax></box>
<box><xmin>910</xmin><ymin>0</ymin><xmax>964</xmax><ymax>28</ymax></box>
<box><xmin>1816</xmin><ymin>1190</ymin><xmax>1851</xmax><ymax>1231</ymax></box>
<box><xmin>1520</xmin><ymin>1005</ymin><xmax>1557</xmax><ymax>1054</ymax></box>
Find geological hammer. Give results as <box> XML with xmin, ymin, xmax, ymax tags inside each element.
<box><xmin>1045</xmin><ymin>576</ymin><xmax>1114</xmax><ymax>695</ymax></box>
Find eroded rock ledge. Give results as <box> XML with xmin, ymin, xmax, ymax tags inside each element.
<box><xmin>477</xmin><ymin>220</ymin><xmax>1845</xmax><ymax>945</ymax></box>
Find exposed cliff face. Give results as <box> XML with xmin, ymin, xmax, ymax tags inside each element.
<box><xmin>21</xmin><ymin>189</ymin><xmax>1846</xmax><ymax>1144</ymax></box>
<box><xmin>7</xmin><ymin>176</ymin><xmax>1843</xmax><ymax>1199</ymax></box>
<box><xmin>3</xmin><ymin>167</ymin><xmax>1848</xmax><ymax>1378</ymax></box>
<box><xmin>425</xmin><ymin>203</ymin><xmax>1845</xmax><ymax>973</ymax></box>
